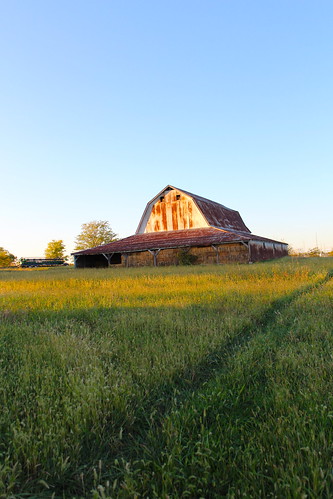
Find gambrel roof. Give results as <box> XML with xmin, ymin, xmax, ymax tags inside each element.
<box><xmin>136</xmin><ymin>185</ymin><xmax>250</xmax><ymax>234</ymax></box>
<box><xmin>73</xmin><ymin>185</ymin><xmax>288</xmax><ymax>259</ymax></box>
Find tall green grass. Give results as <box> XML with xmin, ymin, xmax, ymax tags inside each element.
<box><xmin>0</xmin><ymin>257</ymin><xmax>332</xmax><ymax>497</ymax></box>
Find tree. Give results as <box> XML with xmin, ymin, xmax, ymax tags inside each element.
<box><xmin>0</xmin><ymin>247</ymin><xmax>16</xmax><ymax>267</ymax></box>
<box><xmin>74</xmin><ymin>221</ymin><xmax>118</xmax><ymax>250</ymax></box>
<box><xmin>288</xmin><ymin>246</ymin><xmax>297</xmax><ymax>256</ymax></box>
<box><xmin>45</xmin><ymin>240</ymin><xmax>67</xmax><ymax>260</ymax></box>
<box><xmin>288</xmin><ymin>246</ymin><xmax>306</xmax><ymax>257</ymax></box>
<box><xmin>307</xmin><ymin>247</ymin><xmax>321</xmax><ymax>257</ymax></box>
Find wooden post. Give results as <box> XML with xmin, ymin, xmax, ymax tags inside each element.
<box><xmin>102</xmin><ymin>253</ymin><xmax>114</xmax><ymax>267</ymax></box>
<box><xmin>211</xmin><ymin>245</ymin><xmax>219</xmax><ymax>264</ymax></box>
<box><xmin>148</xmin><ymin>249</ymin><xmax>161</xmax><ymax>267</ymax></box>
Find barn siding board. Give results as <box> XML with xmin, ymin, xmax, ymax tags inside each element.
<box><xmin>145</xmin><ymin>189</ymin><xmax>208</xmax><ymax>233</ymax></box>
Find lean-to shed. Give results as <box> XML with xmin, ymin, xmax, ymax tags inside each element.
<box><xmin>73</xmin><ymin>185</ymin><xmax>288</xmax><ymax>268</ymax></box>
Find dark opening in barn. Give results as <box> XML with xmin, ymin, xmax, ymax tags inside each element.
<box><xmin>74</xmin><ymin>253</ymin><xmax>122</xmax><ymax>268</ymax></box>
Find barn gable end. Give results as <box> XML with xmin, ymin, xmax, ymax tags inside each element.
<box><xmin>137</xmin><ymin>187</ymin><xmax>208</xmax><ymax>233</ymax></box>
<box><xmin>136</xmin><ymin>185</ymin><xmax>250</xmax><ymax>234</ymax></box>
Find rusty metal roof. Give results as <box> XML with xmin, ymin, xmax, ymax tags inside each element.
<box><xmin>73</xmin><ymin>227</ymin><xmax>286</xmax><ymax>256</ymax></box>
<box><xmin>136</xmin><ymin>185</ymin><xmax>250</xmax><ymax>234</ymax></box>
<box><xmin>190</xmin><ymin>196</ymin><xmax>250</xmax><ymax>232</ymax></box>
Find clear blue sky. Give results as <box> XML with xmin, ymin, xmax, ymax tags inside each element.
<box><xmin>1</xmin><ymin>0</ymin><xmax>332</xmax><ymax>258</ymax></box>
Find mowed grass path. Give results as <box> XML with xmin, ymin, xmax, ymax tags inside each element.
<box><xmin>0</xmin><ymin>258</ymin><xmax>333</xmax><ymax>497</ymax></box>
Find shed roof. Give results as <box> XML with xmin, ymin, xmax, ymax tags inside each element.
<box><xmin>73</xmin><ymin>227</ymin><xmax>286</xmax><ymax>256</ymax></box>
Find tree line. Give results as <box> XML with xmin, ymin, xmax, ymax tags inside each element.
<box><xmin>2</xmin><ymin>224</ymin><xmax>333</xmax><ymax>267</ymax></box>
<box><xmin>0</xmin><ymin>221</ymin><xmax>118</xmax><ymax>267</ymax></box>
<box><xmin>288</xmin><ymin>246</ymin><xmax>333</xmax><ymax>257</ymax></box>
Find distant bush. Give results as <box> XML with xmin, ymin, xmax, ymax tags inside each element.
<box><xmin>177</xmin><ymin>249</ymin><xmax>198</xmax><ymax>265</ymax></box>
<box><xmin>307</xmin><ymin>246</ymin><xmax>321</xmax><ymax>257</ymax></box>
<box><xmin>288</xmin><ymin>246</ymin><xmax>333</xmax><ymax>258</ymax></box>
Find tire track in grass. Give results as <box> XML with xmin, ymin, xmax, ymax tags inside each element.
<box><xmin>108</xmin><ymin>270</ymin><xmax>333</xmax><ymax>497</ymax></box>
<box><xmin>101</xmin><ymin>272</ymin><xmax>333</xmax><ymax>453</ymax></box>
<box><xmin>144</xmin><ymin>269</ymin><xmax>333</xmax><ymax>404</ymax></box>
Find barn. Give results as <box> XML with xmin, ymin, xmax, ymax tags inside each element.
<box><xmin>73</xmin><ymin>185</ymin><xmax>288</xmax><ymax>268</ymax></box>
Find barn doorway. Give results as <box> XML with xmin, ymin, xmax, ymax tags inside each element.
<box><xmin>74</xmin><ymin>253</ymin><xmax>122</xmax><ymax>268</ymax></box>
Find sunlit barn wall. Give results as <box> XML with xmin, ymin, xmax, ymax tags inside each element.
<box><xmin>143</xmin><ymin>189</ymin><xmax>208</xmax><ymax>232</ymax></box>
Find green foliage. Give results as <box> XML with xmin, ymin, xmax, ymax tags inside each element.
<box><xmin>307</xmin><ymin>246</ymin><xmax>321</xmax><ymax>257</ymax></box>
<box><xmin>289</xmin><ymin>246</ymin><xmax>331</xmax><ymax>258</ymax></box>
<box><xmin>0</xmin><ymin>257</ymin><xmax>333</xmax><ymax>496</ymax></box>
<box><xmin>287</xmin><ymin>245</ymin><xmax>300</xmax><ymax>256</ymax></box>
<box><xmin>0</xmin><ymin>247</ymin><xmax>16</xmax><ymax>267</ymax></box>
<box><xmin>177</xmin><ymin>249</ymin><xmax>198</xmax><ymax>265</ymax></box>
<box><xmin>74</xmin><ymin>220</ymin><xmax>118</xmax><ymax>250</ymax></box>
<box><xmin>44</xmin><ymin>239</ymin><xmax>67</xmax><ymax>259</ymax></box>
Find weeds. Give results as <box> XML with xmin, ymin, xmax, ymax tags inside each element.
<box><xmin>0</xmin><ymin>258</ymin><xmax>332</xmax><ymax>497</ymax></box>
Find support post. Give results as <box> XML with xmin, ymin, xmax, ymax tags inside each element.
<box><xmin>211</xmin><ymin>245</ymin><xmax>219</xmax><ymax>264</ymax></box>
<box><xmin>102</xmin><ymin>253</ymin><xmax>114</xmax><ymax>267</ymax></box>
<box><xmin>148</xmin><ymin>249</ymin><xmax>161</xmax><ymax>267</ymax></box>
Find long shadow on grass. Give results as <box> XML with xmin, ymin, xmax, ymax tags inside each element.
<box><xmin>129</xmin><ymin>269</ymin><xmax>333</xmax><ymax>411</ymax></box>
<box><xmin>108</xmin><ymin>270</ymin><xmax>333</xmax><ymax>498</ymax></box>
<box><xmin>105</xmin><ymin>271</ymin><xmax>333</xmax><ymax>472</ymax></box>
<box><xmin>46</xmin><ymin>269</ymin><xmax>332</xmax><ymax>495</ymax></box>
<box><xmin>2</xmin><ymin>271</ymin><xmax>332</xmax><ymax>497</ymax></box>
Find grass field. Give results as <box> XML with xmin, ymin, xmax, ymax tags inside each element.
<box><xmin>0</xmin><ymin>257</ymin><xmax>333</xmax><ymax>498</ymax></box>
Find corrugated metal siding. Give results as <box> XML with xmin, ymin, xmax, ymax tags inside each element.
<box><xmin>249</xmin><ymin>241</ymin><xmax>288</xmax><ymax>262</ymax></box>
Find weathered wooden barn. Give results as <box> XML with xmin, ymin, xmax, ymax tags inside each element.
<box><xmin>73</xmin><ymin>185</ymin><xmax>288</xmax><ymax>268</ymax></box>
